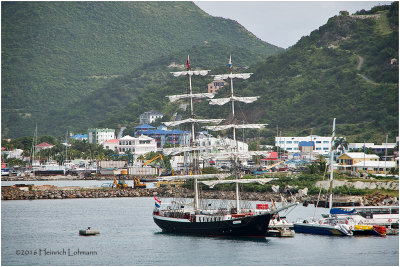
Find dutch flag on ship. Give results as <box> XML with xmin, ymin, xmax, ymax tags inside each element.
<box><xmin>154</xmin><ymin>196</ymin><xmax>161</xmax><ymax>208</ymax></box>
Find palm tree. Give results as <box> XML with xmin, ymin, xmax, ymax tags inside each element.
<box><xmin>334</xmin><ymin>137</ymin><xmax>348</xmax><ymax>155</ymax></box>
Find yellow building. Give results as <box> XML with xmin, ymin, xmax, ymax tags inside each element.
<box><xmin>336</xmin><ymin>152</ymin><xmax>379</xmax><ymax>173</ymax></box>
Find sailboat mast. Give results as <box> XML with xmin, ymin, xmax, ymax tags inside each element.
<box><xmin>329</xmin><ymin>118</ymin><xmax>336</xmax><ymax>210</ymax></box>
<box><xmin>230</xmin><ymin>74</ymin><xmax>236</xmax><ymax>144</ymax></box>
<box><xmin>33</xmin><ymin>123</ymin><xmax>38</xmax><ymax>177</ymax></box>
<box><xmin>189</xmin><ymin>73</ymin><xmax>195</xmax><ymax>145</ymax></box>
<box><xmin>187</xmin><ymin>56</ymin><xmax>199</xmax><ymax>210</ymax></box>
<box><xmin>190</xmin><ymin>71</ymin><xmax>199</xmax><ymax>210</ymax></box>
<box><xmin>228</xmin><ymin>57</ymin><xmax>240</xmax><ymax>212</ymax></box>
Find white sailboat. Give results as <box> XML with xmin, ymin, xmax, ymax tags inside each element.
<box><xmin>293</xmin><ymin>118</ymin><xmax>353</xmax><ymax>236</ymax></box>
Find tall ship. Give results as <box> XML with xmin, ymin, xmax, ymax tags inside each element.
<box><xmin>153</xmin><ymin>56</ymin><xmax>295</xmax><ymax>237</ymax></box>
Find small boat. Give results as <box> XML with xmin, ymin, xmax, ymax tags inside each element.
<box><xmin>79</xmin><ymin>227</ymin><xmax>100</xmax><ymax>236</ymax></box>
<box><xmin>326</xmin><ymin>206</ymin><xmax>399</xmax><ymax>228</ymax></box>
<box><xmin>352</xmin><ymin>224</ymin><xmax>386</xmax><ymax>236</ymax></box>
<box><xmin>294</xmin><ymin>217</ymin><xmax>353</xmax><ymax>236</ymax></box>
<box><xmin>268</xmin><ymin>214</ymin><xmax>295</xmax><ymax>237</ymax></box>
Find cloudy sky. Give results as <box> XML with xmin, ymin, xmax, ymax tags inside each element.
<box><xmin>194</xmin><ymin>1</ymin><xmax>391</xmax><ymax>48</ymax></box>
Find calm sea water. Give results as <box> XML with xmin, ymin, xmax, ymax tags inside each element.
<box><xmin>1</xmin><ymin>197</ymin><xmax>398</xmax><ymax>266</ymax></box>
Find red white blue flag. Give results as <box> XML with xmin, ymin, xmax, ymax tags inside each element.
<box><xmin>186</xmin><ymin>55</ymin><xmax>190</xmax><ymax>70</ymax></box>
<box><xmin>154</xmin><ymin>196</ymin><xmax>161</xmax><ymax>208</ymax></box>
<box><xmin>228</xmin><ymin>55</ymin><xmax>232</xmax><ymax>70</ymax></box>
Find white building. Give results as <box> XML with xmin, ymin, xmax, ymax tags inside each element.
<box><xmin>139</xmin><ymin>110</ymin><xmax>163</xmax><ymax>125</ymax></box>
<box><xmin>351</xmin><ymin>160</ymin><xmax>396</xmax><ymax>174</ymax></box>
<box><xmin>117</xmin><ymin>135</ymin><xmax>157</xmax><ymax>156</ymax></box>
<box><xmin>88</xmin><ymin>128</ymin><xmax>115</xmax><ymax>145</ymax></box>
<box><xmin>103</xmin><ymin>139</ymin><xmax>119</xmax><ymax>151</ymax></box>
<box><xmin>197</xmin><ymin>132</ymin><xmax>248</xmax><ymax>154</ymax></box>
<box><xmin>348</xmin><ymin>142</ymin><xmax>397</xmax><ymax>153</ymax></box>
<box><xmin>275</xmin><ymin>135</ymin><xmax>333</xmax><ymax>155</ymax></box>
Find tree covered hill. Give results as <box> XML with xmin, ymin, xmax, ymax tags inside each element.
<box><xmin>97</xmin><ymin>2</ymin><xmax>399</xmax><ymax>144</ymax></box>
<box><xmin>39</xmin><ymin>41</ymin><xmax>270</xmax><ymax>136</ymax></box>
<box><xmin>243</xmin><ymin>2</ymin><xmax>398</xmax><ymax>143</ymax></box>
<box><xmin>1</xmin><ymin>1</ymin><xmax>282</xmax><ymax>138</ymax></box>
<box><xmin>3</xmin><ymin>2</ymin><xmax>398</xmax><ymax>144</ymax></box>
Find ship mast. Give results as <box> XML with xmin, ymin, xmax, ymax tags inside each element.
<box><xmin>228</xmin><ymin>56</ymin><xmax>241</xmax><ymax>211</ymax></box>
<box><xmin>163</xmin><ymin>55</ymin><xmax>223</xmax><ymax>210</ymax></box>
<box><xmin>328</xmin><ymin>118</ymin><xmax>336</xmax><ymax>210</ymax></box>
<box><xmin>204</xmin><ymin>56</ymin><xmax>267</xmax><ymax>213</ymax></box>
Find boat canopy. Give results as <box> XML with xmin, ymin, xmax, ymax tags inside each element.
<box><xmin>330</xmin><ymin>208</ymin><xmax>357</xmax><ymax>215</ymax></box>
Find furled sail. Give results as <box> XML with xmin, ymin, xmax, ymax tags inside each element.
<box><xmin>209</xmin><ymin>96</ymin><xmax>259</xmax><ymax>106</ymax></box>
<box><xmin>213</xmin><ymin>73</ymin><xmax>253</xmax><ymax>80</ymax></box>
<box><xmin>158</xmin><ymin>173</ymin><xmax>231</xmax><ymax>181</ymax></box>
<box><xmin>167</xmin><ymin>93</ymin><xmax>215</xmax><ymax>103</ymax></box>
<box><xmin>163</xmin><ymin>118</ymin><xmax>224</xmax><ymax>127</ymax></box>
<box><xmin>200</xmin><ymin>178</ymin><xmax>277</xmax><ymax>188</ymax></box>
<box><xmin>164</xmin><ymin>145</ymin><xmax>230</xmax><ymax>156</ymax></box>
<box><xmin>171</xmin><ymin>70</ymin><xmax>211</xmax><ymax>77</ymax></box>
<box><xmin>199</xmin><ymin>151</ymin><xmax>272</xmax><ymax>160</ymax></box>
<box><xmin>203</xmin><ymin>123</ymin><xmax>268</xmax><ymax>131</ymax></box>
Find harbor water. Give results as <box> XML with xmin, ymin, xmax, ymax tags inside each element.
<box><xmin>2</xmin><ymin>197</ymin><xmax>398</xmax><ymax>266</ymax></box>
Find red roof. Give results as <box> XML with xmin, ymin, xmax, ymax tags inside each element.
<box><xmin>36</xmin><ymin>142</ymin><xmax>53</xmax><ymax>147</ymax></box>
<box><xmin>261</xmin><ymin>152</ymin><xmax>278</xmax><ymax>161</ymax></box>
<box><xmin>1</xmin><ymin>147</ymin><xmax>6</xmax><ymax>151</ymax></box>
<box><xmin>104</xmin><ymin>139</ymin><xmax>119</xmax><ymax>143</ymax></box>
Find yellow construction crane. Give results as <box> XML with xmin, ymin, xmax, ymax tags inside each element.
<box><xmin>143</xmin><ymin>154</ymin><xmax>164</xmax><ymax>166</ymax></box>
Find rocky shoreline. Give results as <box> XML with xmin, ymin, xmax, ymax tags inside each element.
<box><xmin>2</xmin><ymin>186</ymin><xmax>397</xmax><ymax>207</ymax></box>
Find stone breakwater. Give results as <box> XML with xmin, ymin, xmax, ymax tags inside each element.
<box><xmin>1</xmin><ymin>186</ymin><xmax>281</xmax><ymax>201</ymax></box>
<box><xmin>1</xmin><ymin>186</ymin><xmax>397</xmax><ymax>207</ymax></box>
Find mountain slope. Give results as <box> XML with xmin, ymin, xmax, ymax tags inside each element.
<box><xmin>96</xmin><ymin>3</ymin><xmax>398</xmax><ymax>143</ymax></box>
<box><xmin>1</xmin><ymin>1</ymin><xmax>282</xmax><ymax>138</ymax></box>
<box><xmin>239</xmin><ymin>2</ymin><xmax>398</xmax><ymax>142</ymax></box>
<box><xmin>41</xmin><ymin>41</ymin><xmax>270</xmax><ymax>136</ymax></box>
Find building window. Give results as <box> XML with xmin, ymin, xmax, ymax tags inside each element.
<box><xmin>316</xmin><ymin>141</ymin><xmax>321</xmax><ymax>144</ymax></box>
<box><xmin>316</xmin><ymin>148</ymin><xmax>321</xmax><ymax>150</ymax></box>
<box><xmin>287</xmin><ymin>148</ymin><xmax>292</xmax><ymax>150</ymax></box>
<box><xmin>294</xmin><ymin>141</ymin><xmax>298</xmax><ymax>144</ymax></box>
<box><xmin>323</xmin><ymin>147</ymin><xmax>329</xmax><ymax>150</ymax></box>
<box><xmin>286</xmin><ymin>141</ymin><xmax>292</xmax><ymax>144</ymax></box>
<box><xmin>323</xmin><ymin>141</ymin><xmax>329</xmax><ymax>144</ymax></box>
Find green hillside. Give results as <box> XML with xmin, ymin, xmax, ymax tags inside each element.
<box><xmin>1</xmin><ymin>1</ymin><xmax>282</xmax><ymax>138</ymax></box>
<box><xmin>40</xmin><ymin>41</ymin><xmax>268</xmax><ymax>136</ymax></box>
<box><xmin>97</xmin><ymin>2</ymin><xmax>398</xmax><ymax>144</ymax></box>
<box><xmin>236</xmin><ymin>3</ymin><xmax>399</xmax><ymax>143</ymax></box>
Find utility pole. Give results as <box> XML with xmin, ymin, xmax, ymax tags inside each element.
<box><xmin>385</xmin><ymin>135</ymin><xmax>388</xmax><ymax>176</ymax></box>
<box><xmin>310</xmin><ymin>128</ymin><xmax>313</xmax><ymax>161</ymax></box>
<box><xmin>363</xmin><ymin>139</ymin><xmax>366</xmax><ymax>177</ymax></box>
<box><xmin>276</xmin><ymin>126</ymin><xmax>280</xmax><ymax>160</ymax></box>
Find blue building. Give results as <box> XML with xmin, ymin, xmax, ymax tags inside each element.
<box><xmin>71</xmin><ymin>134</ymin><xmax>88</xmax><ymax>141</ymax></box>
<box><xmin>134</xmin><ymin>124</ymin><xmax>190</xmax><ymax>148</ymax></box>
